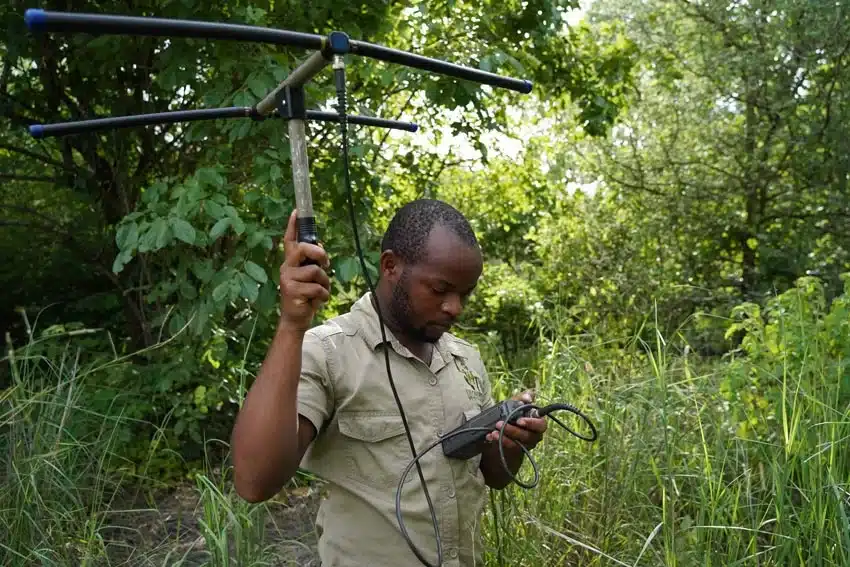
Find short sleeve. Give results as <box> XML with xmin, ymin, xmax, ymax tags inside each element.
<box><xmin>296</xmin><ymin>329</ymin><xmax>334</xmax><ymax>434</ymax></box>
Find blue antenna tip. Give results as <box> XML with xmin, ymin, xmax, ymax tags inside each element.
<box><xmin>24</xmin><ymin>8</ymin><xmax>46</xmax><ymax>30</ymax></box>
<box><xmin>29</xmin><ymin>124</ymin><xmax>44</xmax><ymax>138</ymax></box>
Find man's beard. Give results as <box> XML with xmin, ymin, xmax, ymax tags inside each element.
<box><xmin>389</xmin><ymin>270</ymin><xmax>439</xmax><ymax>343</ymax></box>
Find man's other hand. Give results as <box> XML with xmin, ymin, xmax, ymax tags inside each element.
<box><xmin>485</xmin><ymin>390</ymin><xmax>548</xmax><ymax>451</ymax></box>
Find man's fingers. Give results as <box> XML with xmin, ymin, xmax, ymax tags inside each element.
<box><xmin>283</xmin><ymin>209</ymin><xmax>297</xmax><ymax>247</ymax></box>
<box><xmin>283</xmin><ymin>280</ymin><xmax>330</xmax><ymax>303</ymax></box>
<box><xmin>516</xmin><ymin>417</ymin><xmax>548</xmax><ymax>433</ymax></box>
<box><xmin>299</xmin><ymin>242</ymin><xmax>330</xmax><ymax>268</ymax></box>
<box><xmin>284</xmin><ymin>263</ymin><xmax>331</xmax><ymax>289</ymax></box>
<box><xmin>490</xmin><ymin>421</ymin><xmax>544</xmax><ymax>447</ymax></box>
<box><xmin>498</xmin><ymin>423</ymin><xmax>536</xmax><ymax>445</ymax></box>
<box><xmin>486</xmin><ymin>429</ymin><xmax>518</xmax><ymax>447</ymax></box>
<box><xmin>286</xmin><ymin>241</ymin><xmax>329</xmax><ymax>270</ymax></box>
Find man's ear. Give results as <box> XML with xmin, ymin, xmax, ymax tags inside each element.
<box><xmin>379</xmin><ymin>250</ymin><xmax>403</xmax><ymax>282</ymax></box>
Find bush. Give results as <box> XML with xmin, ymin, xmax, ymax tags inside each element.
<box><xmin>479</xmin><ymin>274</ymin><xmax>850</xmax><ymax>566</ymax></box>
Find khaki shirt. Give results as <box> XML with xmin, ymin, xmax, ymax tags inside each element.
<box><xmin>296</xmin><ymin>292</ymin><xmax>496</xmax><ymax>567</ymax></box>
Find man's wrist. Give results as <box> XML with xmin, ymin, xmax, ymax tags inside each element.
<box><xmin>276</xmin><ymin>317</ymin><xmax>308</xmax><ymax>339</ymax></box>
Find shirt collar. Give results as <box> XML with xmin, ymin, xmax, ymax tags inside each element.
<box><xmin>351</xmin><ymin>292</ymin><xmax>461</xmax><ymax>372</ymax></box>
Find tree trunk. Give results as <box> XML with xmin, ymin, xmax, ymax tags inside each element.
<box><xmin>740</xmin><ymin>75</ymin><xmax>760</xmax><ymax>298</ymax></box>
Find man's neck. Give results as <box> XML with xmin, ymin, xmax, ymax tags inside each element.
<box><xmin>370</xmin><ymin>290</ymin><xmax>433</xmax><ymax>364</ymax></box>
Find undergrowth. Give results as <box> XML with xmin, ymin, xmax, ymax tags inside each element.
<box><xmin>0</xmin><ymin>321</ymin><xmax>293</xmax><ymax>566</ymax></box>
<box><xmin>1</xmin><ymin>274</ymin><xmax>849</xmax><ymax>566</ymax></box>
<box><xmin>482</xmin><ymin>275</ymin><xmax>850</xmax><ymax>566</ymax></box>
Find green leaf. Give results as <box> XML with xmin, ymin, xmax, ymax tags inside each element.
<box><xmin>170</xmin><ymin>217</ymin><xmax>196</xmax><ymax>245</ymax></box>
<box><xmin>247</xmin><ymin>74</ymin><xmax>271</xmax><ymax>99</ymax></box>
<box><xmin>231</xmin><ymin>216</ymin><xmax>246</xmax><ymax>235</ymax></box>
<box><xmin>239</xmin><ymin>272</ymin><xmax>259</xmax><ymax>302</ymax></box>
<box><xmin>153</xmin><ymin>218</ymin><xmax>171</xmax><ymax>249</ymax></box>
<box><xmin>186</xmin><ymin>180</ymin><xmax>205</xmax><ymax>202</ymax></box>
<box><xmin>336</xmin><ymin>256</ymin><xmax>361</xmax><ymax>283</ymax></box>
<box><xmin>112</xmin><ymin>255</ymin><xmax>125</xmax><ymax>274</ymax></box>
<box><xmin>212</xmin><ymin>281</ymin><xmax>230</xmax><ymax>302</ymax></box>
<box><xmin>168</xmin><ymin>312</ymin><xmax>187</xmax><ymax>336</ymax></box>
<box><xmin>180</xmin><ymin>281</ymin><xmax>197</xmax><ymax>300</ymax></box>
<box><xmin>198</xmin><ymin>167</ymin><xmax>225</xmax><ymax>188</ymax></box>
<box><xmin>193</xmin><ymin>384</ymin><xmax>208</xmax><ymax>407</ymax></box>
<box><xmin>116</xmin><ymin>221</ymin><xmax>139</xmax><ymax>250</ymax></box>
<box><xmin>233</xmin><ymin>90</ymin><xmax>252</xmax><ymax>108</ymax></box>
<box><xmin>192</xmin><ymin>299</ymin><xmax>214</xmax><ymax>336</ymax></box>
<box><xmin>228</xmin><ymin>278</ymin><xmax>242</xmax><ymax>302</ymax></box>
<box><xmin>205</xmin><ymin>200</ymin><xmax>225</xmax><ymax>219</ymax></box>
<box><xmin>229</xmin><ymin>120</ymin><xmax>252</xmax><ymax>142</ymax></box>
<box><xmin>244</xmin><ymin>260</ymin><xmax>268</xmax><ymax>283</ymax></box>
<box><xmin>191</xmin><ymin>259</ymin><xmax>214</xmax><ymax>282</ymax></box>
<box><xmin>210</xmin><ymin>217</ymin><xmax>231</xmax><ymax>240</ymax></box>
<box><xmin>270</xmin><ymin>164</ymin><xmax>282</xmax><ymax>181</ymax></box>
<box><xmin>256</xmin><ymin>280</ymin><xmax>278</xmax><ymax>312</ymax></box>
<box><xmin>272</xmin><ymin>65</ymin><xmax>290</xmax><ymax>82</ymax></box>
<box><xmin>247</xmin><ymin>229</ymin><xmax>265</xmax><ymax>249</ymax></box>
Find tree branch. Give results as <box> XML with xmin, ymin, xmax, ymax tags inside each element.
<box><xmin>0</xmin><ymin>174</ymin><xmax>57</xmax><ymax>183</ymax></box>
<box><xmin>0</xmin><ymin>142</ymin><xmax>68</xmax><ymax>171</ymax></box>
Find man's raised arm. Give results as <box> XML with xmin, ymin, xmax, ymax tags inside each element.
<box><xmin>231</xmin><ymin>210</ymin><xmax>332</xmax><ymax>503</ymax></box>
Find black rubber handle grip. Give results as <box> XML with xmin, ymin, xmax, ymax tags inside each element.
<box><xmin>297</xmin><ymin>215</ymin><xmax>319</xmax><ymax>267</ymax></box>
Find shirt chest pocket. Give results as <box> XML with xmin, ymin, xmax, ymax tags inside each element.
<box><xmin>336</xmin><ymin>411</ymin><xmax>417</xmax><ymax>491</ymax></box>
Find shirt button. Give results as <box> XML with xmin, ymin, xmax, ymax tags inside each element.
<box><xmin>429</xmin><ymin>377</ymin><xmax>437</xmax><ymax>386</ymax></box>
<box><xmin>448</xmin><ymin>488</ymin><xmax>455</xmax><ymax>498</ymax></box>
<box><xmin>432</xmin><ymin>418</ymin><xmax>441</xmax><ymax>436</ymax></box>
<box><xmin>450</xmin><ymin>549</ymin><xmax>458</xmax><ymax>559</ymax></box>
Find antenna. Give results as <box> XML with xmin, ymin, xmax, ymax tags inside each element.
<box><xmin>23</xmin><ymin>9</ymin><xmax>531</xmax><ymax>248</ymax></box>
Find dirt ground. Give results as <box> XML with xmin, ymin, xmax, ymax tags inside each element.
<box><xmin>102</xmin><ymin>478</ymin><xmax>325</xmax><ymax>566</ymax></box>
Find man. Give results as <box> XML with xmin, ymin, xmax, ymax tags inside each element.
<box><xmin>231</xmin><ymin>199</ymin><xmax>548</xmax><ymax>566</ymax></box>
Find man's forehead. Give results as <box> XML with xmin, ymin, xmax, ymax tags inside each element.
<box><xmin>420</xmin><ymin>225</ymin><xmax>480</xmax><ymax>261</ymax></box>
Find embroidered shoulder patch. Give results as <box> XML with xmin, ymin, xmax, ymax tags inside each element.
<box><xmin>454</xmin><ymin>356</ymin><xmax>483</xmax><ymax>392</ymax></box>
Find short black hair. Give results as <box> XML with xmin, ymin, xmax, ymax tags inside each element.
<box><xmin>381</xmin><ymin>198</ymin><xmax>479</xmax><ymax>264</ymax></box>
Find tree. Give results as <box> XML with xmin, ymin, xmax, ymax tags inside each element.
<box><xmin>1</xmin><ymin>0</ymin><xmax>639</xmax><ymax>465</ymax></box>
<box><xmin>541</xmin><ymin>0</ymin><xmax>850</xmax><ymax>327</ymax></box>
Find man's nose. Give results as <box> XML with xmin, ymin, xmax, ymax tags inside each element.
<box><xmin>442</xmin><ymin>294</ymin><xmax>463</xmax><ymax>318</ymax></box>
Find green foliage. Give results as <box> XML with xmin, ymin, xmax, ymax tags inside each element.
<box><xmin>574</xmin><ymin>0</ymin><xmax>850</xmax><ymax>303</ymax></box>
<box><xmin>721</xmin><ymin>274</ymin><xmax>850</xmax><ymax>440</ymax></box>
<box><xmin>194</xmin><ymin>460</ymin><xmax>277</xmax><ymax>567</ymax></box>
<box><xmin>111</xmin><ymin>165</ymin><xmax>287</xmax><ymax>340</ymax></box>
<box><xmin>4</xmin><ymin>0</ymin><xmax>850</xmax><ymax>564</ymax></box>
<box><xmin>0</xmin><ymin>326</ymin><xmax>290</xmax><ymax>566</ymax></box>
<box><xmin>480</xmin><ymin>274</ymin><xmax>850</xmax><ymax>566</ymax></box>
<box><xmin>1</xmin><ymin>0</ymin><xmax>643</xmax><ymax>472</ymax></box>
<box><xmin>459</xmin><ymin>261</ymin><xmax>545</xmax><ymax>359</ymax></box>
<box><xmin>1</xmin><ymin>326</ymin><xmax>140</xmax><ymax>565</ymax></box>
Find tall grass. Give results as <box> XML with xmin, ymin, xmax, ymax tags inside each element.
<box><xmin>3</xmin><ymin>274</ymin><xmax>848</xmax><ymax>566</ymax></box>
<box><xmin>481</xmin><ymin>276</ymin><xmax>850</xmax><ymax>566</ymax></box>
<box><xmin>0</xmin><ymin>320</ymin><xmax>289</xmax><ymax>567</ymax></box>
<box><xmin>0</xmin><ymin>325</ymin><xmax>141</xmax><ymax>566</ymax></box>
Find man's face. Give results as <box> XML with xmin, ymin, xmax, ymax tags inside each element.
<box><xmin>384</xmin><ymin>224</ymin><xmax>483</xmax><ymax>343</ymax></box>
